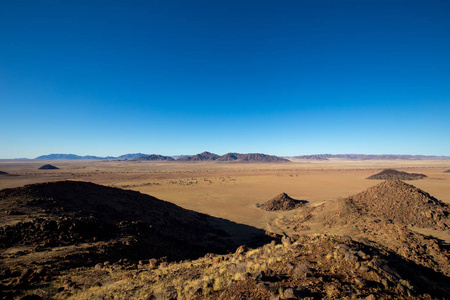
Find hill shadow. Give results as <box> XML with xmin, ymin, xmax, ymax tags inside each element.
<box><xmin>0</xmin><ymin>181</ymin><xmax>277</xmax><ymax>267</ymax></box>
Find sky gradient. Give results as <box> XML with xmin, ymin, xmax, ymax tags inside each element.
<box><xmin>1</xmin><ymin>0</ymin><xmax>449</xmax><ymax>159</ymax></box>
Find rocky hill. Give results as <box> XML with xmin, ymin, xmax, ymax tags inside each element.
<box><xmin>0</xmin><ymin>182</ymin><xmax>270</xmax><ymax>268</ymax></box>
<box><xmin>348</xmin><ymin>180</ymin><xmax>449</xmax><ymax>229</ymax></box>
<box><xmin>0</xmin><ymin>171</ymin><xmax>8</xmax><ymax>175</ymax></box>
<box><xmin>217</xmin><ymin>153</ymin><xmax>290</xmax><ymax>163</ymax></box>
<box><xmin>279</xmin><ymin>180</ymin><xmax>450</xmax><ymax>282</ymax></box>
<box><xmin>136</xmin><ymin>154</ymin><xmax>175</xmax><ymax>161</ymax></box>
<box><xmin>38</xmin><ymin>164</ymin><xmax>59</xmax><ymax>170</ymax></box>
<box><xmin>2</xmin><ymin>180</ymin><xmax>450</xmax><ymax>299</ymax></box>
<box><xmin>258</xmin><ymin>193</ymin><xmax>306</xmax><ymax>211</ymax></box>
<box><xmin>366</xmin><ymin>169</ymin><xmax>427</xmax><ymax>180</ymax></box>
<box><xmin>176</xmin><ymin>151</ymin><xmax>219</xmax><ymax>162</ymax></box>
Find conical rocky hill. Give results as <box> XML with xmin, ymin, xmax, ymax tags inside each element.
<box><xmin>258</xmin><ymin>193</ymin><xmax>306</xmax><ymax>211</ymax></box>
<box><xmin>366</xmin><ymin>169</ymin><xmax>427</xmax><ymax>180</ymax></box>
<box><xmin>347</xmin><ymin>180</ymin><xmax>449</xmax><ymax>229</ymax></box>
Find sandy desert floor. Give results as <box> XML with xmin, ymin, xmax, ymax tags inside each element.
<box><xmin>1</xmin><ymin>159</ymin><xmax>449</xmax><ymax>239</ymax></box>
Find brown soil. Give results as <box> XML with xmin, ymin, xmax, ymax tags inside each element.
<box><xmin>366</xmin><ymin>169</ymin><xmax>427</xmax><ymax>180</ymax></box>
<box><xmin>258</xmin><ymin>193</ymin><xmax>307</xmax><ymax>211</ymax></box>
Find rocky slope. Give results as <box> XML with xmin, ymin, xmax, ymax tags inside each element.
<box><xmin>0</xmin><ymin>181</ymin><xmax>270</xmax><ymax>269</ymax></box>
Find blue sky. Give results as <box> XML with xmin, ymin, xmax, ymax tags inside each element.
<box><xmin>1</xmin><ymin>0</ymin><xmax>449</xmax><ymax>158</ymax></box>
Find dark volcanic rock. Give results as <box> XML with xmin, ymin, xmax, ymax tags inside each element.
<box><xmin>258</xmin><ymin>193</ymin><xmax>307</xmax><ymax>211</ymax></box>
<box><xmin>366</xmin><ymin>169</ymin><xmax>427</xmax><ymax>180</ymax></box>
<box><xmin>38</xmin><ymin>164</ymin><xmax>59</xmax><ymax>170</ymax></box>
<box><xmin>0</xmin><ymin>171</ymin><xmax>8</xmax><ymax>175</ymax></box>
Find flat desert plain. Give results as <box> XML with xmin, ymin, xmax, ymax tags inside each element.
<box><xmin>1</xmin><ymin>159</ymin><xmax>449</xmax><ymax>241</ymax></box>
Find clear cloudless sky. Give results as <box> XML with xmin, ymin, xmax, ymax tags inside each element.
<box><xmin>0</xmin><ymin>0</ymin><xmax>449</xmax><ymax>158</ymax></box>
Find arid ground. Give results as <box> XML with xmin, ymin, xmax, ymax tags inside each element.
<box><xmin>1</xmin><ymin>159</ymin><xmax>449</xmax><ymax>238</ymax></box>
<box><xmin>1</xmin><ymin>159</ymin><xmax>450</xmax><ymax>299</ymax></box>
<box><xmin>1</xmin><ymin>160</ymin><xmax>450</xmax><ymax>236</ymax></box>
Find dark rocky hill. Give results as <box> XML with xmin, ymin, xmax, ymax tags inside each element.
<box><xmin>176</xmin><ymin>151</ymin><xmax>220</xmax><ymax>162</ymax></box>
<box><xmin>348</xmin><ymin>180</ymin><xmax>449</xmax><ymax>229</ymax></box>
<box><xmin>366</xmin><ymin>169</ymin><xmax>427</xmax><ymax>180</ymax></box>
<box><xmin>38</xmin><ymin>164</ymin><xmax>59</xmax><ymax>170</ymax></box>
<box><xmin>217</xmin><ymin>153</ymin><xmax>290</xmax><ymax>163</ymax></box>
<box><xmin>258</xmin><ymin>193</ymin><xmax>307</xmax><ymax>211</ymax></box>
<box><xmin>0</xmin><ymin>181</ymin><xmax>270</xmax><ymax>267</ymax></box>
<box><xmin>136</xmin><ymin>154</ymin><xmax>175</xmax><ymax>161</ymax></box>
<box><xmin>0</xmin><ymin>171</ymin><xmax>8</xmax><ymax>175</ymax></box>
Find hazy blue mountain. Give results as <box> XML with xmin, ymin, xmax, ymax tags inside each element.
<box><xmin>117</xmin><ymin>153</ymin><xmax>150</xmax><ymax>160</ymax></box>
<box><xmin>35</xmin><ymin>154</ymin><xmax>101</xmax><ymax>160</ymax></box>
<box><xmin>136</xmin><ymin>154</ymin><xmax>175</xmax><ymax>161</ymax></box>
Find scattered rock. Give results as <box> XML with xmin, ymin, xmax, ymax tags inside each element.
<box><xmin>234</xmin><ymin>245</ymin><xmax>248</xmax><ymax>257</ymax></box>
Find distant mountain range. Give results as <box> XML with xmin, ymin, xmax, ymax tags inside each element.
<box><xmin>177</xmin><ymin>151</ymin><xmax>220</xmax><ymax>162</ymax></box>
<box><xmin>27</xmin><ymin>153</ymin><xmax>450</xmax><ymax>161</ymax></box>
<box><xmin>32</xmin><ymin>152</ymin><xmax>290</xmax><ymax>162</ymax></box>
<box><xmin>136</xmin><ymin>154</ymin><xmax>175</xmax><ymax>161</ymax></box>
<box><xmin>292</xmin><ymin>154</ymin><xmax>450</xmax><ymax>160</ymax></box>
<box><xmin>175</xmin><ymin>152</ymin><xmax>289</xmax><ymax>163</ymax></box>
<box><xmin>35</xmin><ymin>153</ymin><xmax>149</xmax><ymax>160</ymax></box>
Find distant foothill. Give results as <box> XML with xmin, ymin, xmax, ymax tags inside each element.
<box><xmin>38</xmin><ymin>164</ymin><xmax>59</xmax><ymax>170</ymax></box>
<box><xmin>366</xmin><ymin>169</ymin><xmax>427</xmax><ymax>180</ymax></box>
